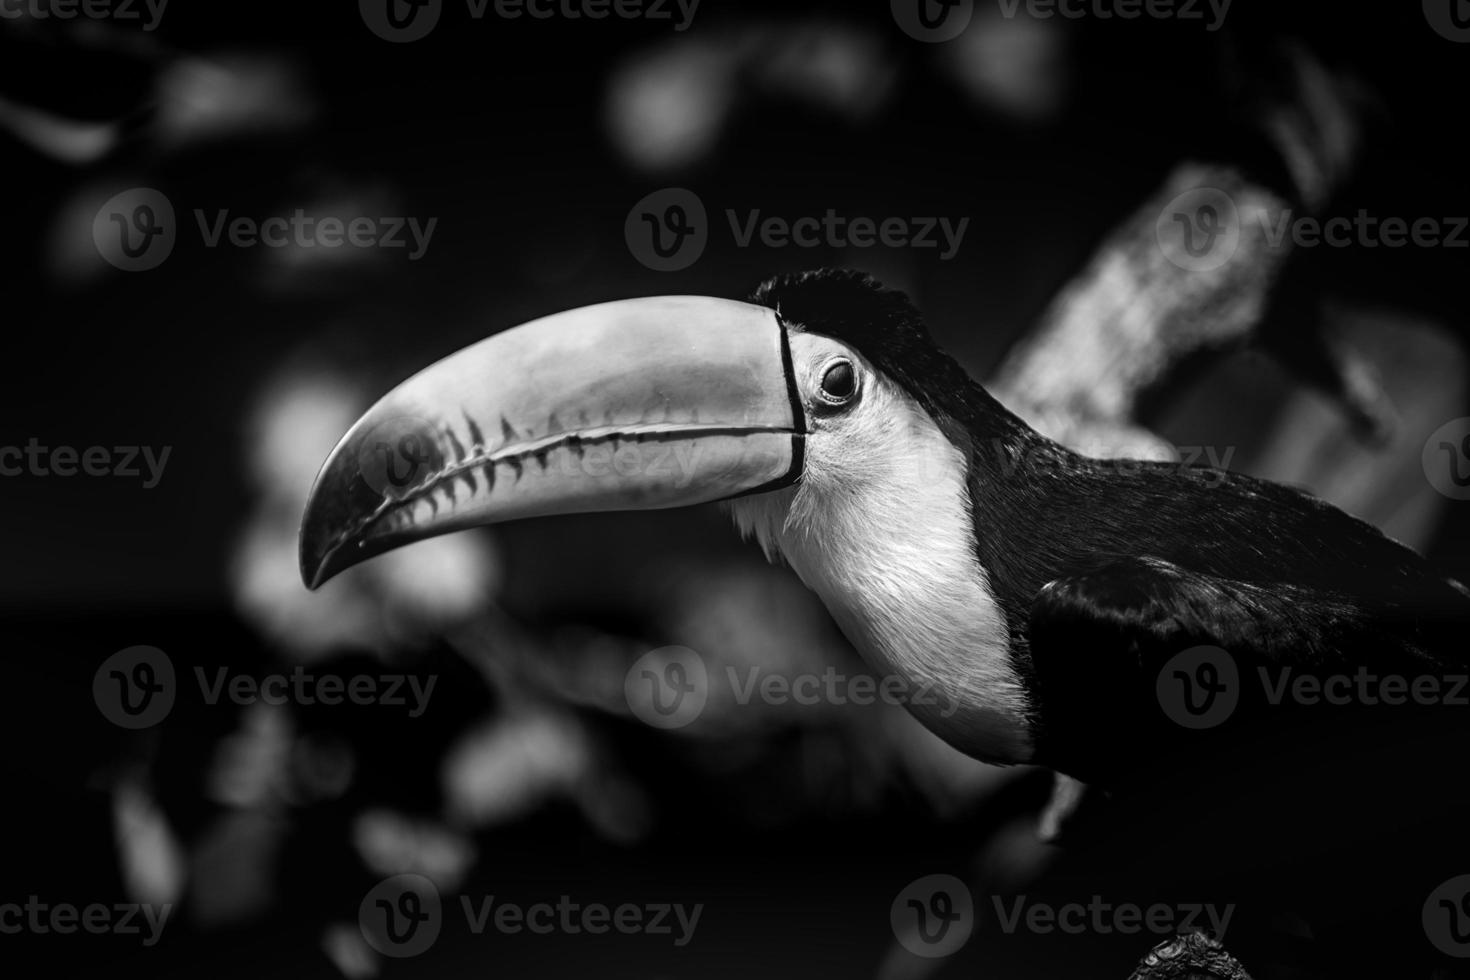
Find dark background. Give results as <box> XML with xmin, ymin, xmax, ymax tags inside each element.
<box><xmin>1</xmin><ymin>2</ymin><xmax>1467</xmax><ymax>977</ymax></box>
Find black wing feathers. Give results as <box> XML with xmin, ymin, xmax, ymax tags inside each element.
<box><xmin>1027</xmin><ymin>556</ymin><xmax>1465</xmax><ymax>782</ymax></box>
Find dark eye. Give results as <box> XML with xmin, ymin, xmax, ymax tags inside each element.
<box><xmin>819</xmin><ymin>359</ymin><xmax>857</xmax><ymax>403</ymax></box>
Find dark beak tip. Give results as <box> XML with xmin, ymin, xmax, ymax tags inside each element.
<box><xmin>298</xmin><ymin>436</ymin><xmax>380</xmax><ymax>591</ymax></box>
<box><xmin>299</xmin><ymin>480</ymin><xmax>353</xmax><ymax>592</ymax></box>
<box><xmin>299</xmin><ymin>558</ymin><xmax>325</xmax><ymax>591</ymax></box>
<box><xmin>299</xmin><ymin>473</ymin><xmax>404</xmax><ymax>592</ymax></box>
<box><xmin>299</xmin><ymin>524</ymin><xmax>351</xmax><ymax>592</ymax></box>
<box><xmin>297</xmin><ymin>518</ymin><xmax>330</xmax><ymax>591</ymax></box>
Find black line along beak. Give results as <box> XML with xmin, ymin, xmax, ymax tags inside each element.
<box><xmin>300</xmin><ymin>296</ymin><xmax>806</xmax><ymax>589</ymax></box>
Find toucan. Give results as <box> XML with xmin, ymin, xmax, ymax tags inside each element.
<box><xmin>298</xmin><ymin>269</ymin><xmax>1470</xmax><ymax>786</ymax></box>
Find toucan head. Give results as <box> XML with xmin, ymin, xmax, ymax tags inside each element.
<box><xmin>301</xmin><ymin>269</ymin><xmax>1040</xmax><ymax>759</ymax></box>
<box><xmin>300</xmin><ymin>270</ymin><xmax>1024</xmax><ymax>594</ymax></box>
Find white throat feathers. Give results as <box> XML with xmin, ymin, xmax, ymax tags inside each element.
<box><xmin>726</xmin><ymin>377</ymin><xmax>1034</xmax><ymax>764</ymax></box>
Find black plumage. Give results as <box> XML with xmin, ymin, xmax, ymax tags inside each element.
<box><xmin>751</xmin><ymin>270</ymin><xmax>1470</xmax><ymax>783</ymax></box>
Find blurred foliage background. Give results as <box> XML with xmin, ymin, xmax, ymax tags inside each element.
<box><xmin>1</xmin><ymin>1</ymin><xmax>1466</xmax><ymax>977</ymax></box>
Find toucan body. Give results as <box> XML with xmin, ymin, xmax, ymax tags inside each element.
<box><xmin>300</xmin><ymin>270</ymin><xmax>1470</xmax><ymax>784</ymax></box>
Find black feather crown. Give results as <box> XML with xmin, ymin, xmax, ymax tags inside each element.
<box><xmin>749</xmin><ymin>269</ymin><xmax>1034</xmax><ymax>444</ymax></box>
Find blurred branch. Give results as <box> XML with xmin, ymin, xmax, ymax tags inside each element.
<box><xmin>992</xmin><ymin>40</ymin><xmax>1388</xmax><ymax>452</ymax></box>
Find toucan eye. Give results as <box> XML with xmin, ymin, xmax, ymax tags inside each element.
<box><xmin>818</xmin><ymin>359</ymin><xmax>858</xmax><ymax>404</ymax></box>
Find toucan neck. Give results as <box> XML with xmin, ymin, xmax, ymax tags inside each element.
<box><xmin>727</xmin><ymin>388</ymin><xmax>1039</xmax><ymax>764</ymax></box>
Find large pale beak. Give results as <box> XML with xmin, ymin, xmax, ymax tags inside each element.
<box><xmin>300</xmin><ymin>297</ymin><xmax>805</xmax><ymax>589</ymax></box>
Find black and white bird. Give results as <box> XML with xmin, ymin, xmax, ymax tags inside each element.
<box><xmin>299</xmin><ymin>269</ymin><xmax>1470</xmax><ymax>786</ymax></box>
